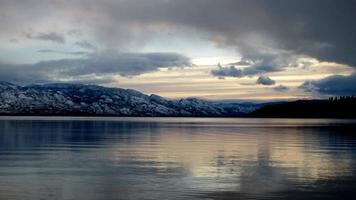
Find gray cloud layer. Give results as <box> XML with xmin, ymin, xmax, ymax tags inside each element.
<box><xmin>0</xmin><ymin>52</ymin><xmax>190</xmax><ymax>84</ymax></box>
<box><xmin>300</xmin><ymin>73</ymin><xmax>356</xmax><ymax>96</ymax></box>
<box><xmin>1</xmin><ymin>0</ymin><xmax>356</xmax><ymax>92</ymax></box>
<box><xmin>1</xmin><ymin>0</ymin><xmax>355</xmax><ymax>65</ymax></box>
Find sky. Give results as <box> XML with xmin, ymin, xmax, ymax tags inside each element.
<box><xmin>0</xmin><ymin>0</ymin><xmax>355</xmax><ymax>100</ymax></box>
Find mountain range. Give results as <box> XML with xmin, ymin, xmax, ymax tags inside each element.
<box><xmin>0</xmin><ymin>82</ymin><xmax>260</xmax><ymax>117</ymax></box>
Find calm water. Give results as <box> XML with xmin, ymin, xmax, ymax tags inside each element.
<box><xmin>0</xmin><ymin>117</ymin><xmax>356</xmax><ymax>200</ymax></box>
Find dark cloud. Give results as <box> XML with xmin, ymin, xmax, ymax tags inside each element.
<box><xmin>299</xmin><ymin>73</ymin><xmax>356</xmax><ymax>96</ymax></box>
<box><xmin>211</xmin><ymin>64</ymin><xmax>243</xmax><ymax>78</ymax></box>
<box><xmin>242</xmin><ymin>64</ymin><xmax>282</xmax><ymax>76</ymax></box>
<box><xmin>211</xmin><ymin>53</ymin><xmax>290</xmax><ymax>78</ymax></box>
<box><xmin>273</xmin><ymin>85</ymin><xmax>289</xmax><ymax>92</ymax></box>
<box><xmin>0</xmin><ymin>52</ymin><xmax>191</xmax><ymax>84</ymax></box>
<box><xmin>256</xmin><ymin>75</ymin><xmax>275</xmax><ymax>85</ymax></box>
<box><xmin>167</xmin><ymin>0</ymin><xmax>356</xmax><ymax>67</ymax></box>
<box><xmin>69</xmin><ymin>0</ymin><xmax>356</xmax><ymax>67</ymax></box>
<box><xmin>61</xmin><ymin>52</ymin><xmax>191</xmax><ymax>77</ymax></box>
<box><xmin>74</xmin><ymin>40</ymin><xmax>97</xmax><ymax>50</ymax></box>
<box><xmin>25</xmin><ymin>31</ymin><xmax>65</xmax><ymax>44</ymax></box>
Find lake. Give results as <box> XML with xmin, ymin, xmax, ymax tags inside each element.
<box><xmin>0</xmin><ymin>117</ymin><xmax>356</xmax><ymax>200</ymax></box>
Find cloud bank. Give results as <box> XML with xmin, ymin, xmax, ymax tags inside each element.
<box><xmin>1</xmin><ymin>0</ymin><xmax>355</xmax><ymax>66</ymax></box>
<box><xmin>300</xmin><ymin>73</ymin><xmax>356</xmax><ymax>96</ymax></box>
<box><xmin>0</xmin><ymin>52</ymin><xmax>191</xmax><ymax>84</ymax></box>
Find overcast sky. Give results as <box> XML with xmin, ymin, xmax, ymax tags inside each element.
<box><xmin>0</xmin><ymin>0</ymin><xmax>355</xmax><ymax>100</ymax></box>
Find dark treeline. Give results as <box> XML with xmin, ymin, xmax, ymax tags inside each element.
<box><xmin>249</xmin><ymin>96</ymin><xmax>356</xmax><ymax>118</ymax></box>
<box><xmin>328</xmin><ymin>95</ymin><xmax>356</xmax><ymax>101</ymax></box>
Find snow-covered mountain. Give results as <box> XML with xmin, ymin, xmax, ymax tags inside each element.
<box><xmin>0</xmin><ymin>82</ymin><xmax>260</xmax><ymax>116</ymax></box>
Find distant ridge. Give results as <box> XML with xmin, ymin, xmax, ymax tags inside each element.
<box><xmin>0</xmin><ymin>82</ymin><xmax>259</xmax><ymax>117</ymax></box>
<box><xmin>249</xmin><ymin>97</ymin><xmax>356</xmax><ymax>118</ymax></box>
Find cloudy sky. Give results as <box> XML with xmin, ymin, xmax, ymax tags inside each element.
<box><xmin>0</xmin><ymin>0</ymin><xmax>355</xmax><ymax>100</ymax></box>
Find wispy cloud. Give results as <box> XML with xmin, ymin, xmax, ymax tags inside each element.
<box><xmin>25</xmin><ymin>31</ymin><xmax>65</xmax><ymax>44</ymax></box>
<box><xmin>74</xmin><ymin>40</ymin><xmax>97</xmax><ymax>50</ymax></box>
<box><xmin>37</xmin><ymin>49</ymin><xmax>88</xmax><ymax>55</ymax></box>
<box><xmin>273</xmin><ymin>85</ymin><xmax>289</xmax><ymax>92</ymax></box>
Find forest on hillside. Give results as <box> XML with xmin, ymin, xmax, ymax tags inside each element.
<box><xmin>249</xmin><ymin>96</ymin><xmax>356</xmax><ymax>118</ymax></box>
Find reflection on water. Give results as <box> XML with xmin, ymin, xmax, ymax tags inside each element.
<box><xmin>0</xmin><ymin>117</ymin><xmax>356</xmax><ymax>200</ymax></box>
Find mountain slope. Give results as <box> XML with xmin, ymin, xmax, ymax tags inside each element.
<box><xmin>0</xmin><ymin>82</ymin><xmax>259</xmax><ymax>116</ymax></box>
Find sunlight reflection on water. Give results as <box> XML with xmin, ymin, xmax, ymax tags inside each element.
<box><xmin>0</xmin><ymin>117</ymin><xmax>355</xmax><ymax>200</ymax></box>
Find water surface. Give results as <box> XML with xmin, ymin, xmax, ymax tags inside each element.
<box><xmin>0</xmin><ymin>117</ymin><xmax>356</xmax><ymax>200</ymax></box>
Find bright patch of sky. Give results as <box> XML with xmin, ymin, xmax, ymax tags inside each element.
<box><xmin>139</xmin><ymin>29</ymin><xmax>238</xmax><ymax>65</ymax></box>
